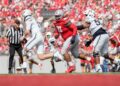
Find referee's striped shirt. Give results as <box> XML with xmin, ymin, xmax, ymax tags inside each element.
<box><xmin>6</xmin><ymin>25</ymin><xmax>24</xmax><ymax>44</ymax></box>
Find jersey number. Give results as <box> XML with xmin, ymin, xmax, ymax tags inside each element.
<box><xmin>56</xmin><ymin>26</ymin><xmax>62</xmax><ymax>32</ymax></box>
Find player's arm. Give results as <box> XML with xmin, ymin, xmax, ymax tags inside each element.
<box><xmin>20</xmin><ymin>27</ymin><xmax>30</xmax><ymax>44</ymax></box>
<box><xmin>54</xmin><ymin>28</ymin><xmax>59</xmax><ymax>39</ymax></box>
<box><xmin>65</xmin><ymin>21</ymin><xmax>77</xmax><ymax>44</ymax></box>
<box><xmin>24</xmin><ymin>23</ymin><xmax>31</xmax><ymax>37</ymax></box>
<box><xmin>77</xmin><ymin>21</ymin><xmax>90</xmax><ymax>30</ymax></box>
<box><xmin>77</xmin><ymin>25</ymin><xmax>85</xmax><ymax>30</ymax></box>
<box><xmin>53</xmin><ymin>23</ymin><xmax>60</xmax><ymax>39</ymax></box>
<box><xmin>24</xmin><ymin>29</ymin><xmax>30</xmax><ymax>37</ymax></box>
<box><xmin>65</xmin><ymin>21</ymin><xmax>77</xmax><ymax>36</ymax></box>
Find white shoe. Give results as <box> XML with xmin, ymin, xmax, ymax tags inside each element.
<box><xmin>21</xmin><ymin>62</ymin><xmax>27</xmax><ymax>69</ymax></box>
<box><xmin>95</xmin><ymin>64</ymin><xmax>102</xmax><ymax>73</ymax></box>
<box><xmin>54</xmin><ymin>51</ymin><xmax>63</xmax><ymax>62</ymax></box>
<box><xmin>96</xmin><ymin>68</ymin><xmax>102</xmax><ymax>73</ymax></box>
<box><xmin>16</xmin><ymin>66</ymin><xmax>22</xmax><ymax>70</ymax></box>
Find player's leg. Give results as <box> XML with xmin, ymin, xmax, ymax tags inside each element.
<box><xmin>28</xmin><ymin>59</ymin><xmax>41</xmax><ymax>74</ymax></box>
<box><xmin>15</xmin><ymin>45</ymin><xmax>27</xmax><ymax>73</ymax></box>
<box><xmin>71</xmin><ymin>35</ymin><xmax>92</xmax><ymax>66</ymax></box>
<box><xmin>80</xmin><ymin>60</ymin><xmax>86</xmax><ymax>73</ymax></box>
<box><xmin>16</xmin><ymin>45</ymin><xmax>24</xmax><ymax>66</ymax></box>
<box><xmin>23</xmin><ymin>34</ymin><xmax>40</xmax><ymax>53</ymax></box>
<box><xmin>93</xmin><ymin>35</ymin><xmax>103</xmax><ymax>72</ymax></box>
<box><xmin>28</xmin><ymin>61</ymin><xmax>33</xmax><ymax>74</ymax></box>
<box><xmin>102</xmin><ymin>34</ymin><xmax>120</xmax><ymax>71</ymax></box>
<box><xmin>50</xmin><ymin>58</ymin><xmax>56</xmax><ymax>73</ymax></box>
<box><xmin>21</xmin><ymin>35</ymin><xmax>43</xmax><ymax>73</ymax></box>
<box><xmin>37</xmin><ymin>41</ymin><xmax>63</xmax><ymax>61</ymax></box>
<box><xmin>61</xmin><ymin>36</ymin><xmax>75</xmax><ymax>73</ymax></box>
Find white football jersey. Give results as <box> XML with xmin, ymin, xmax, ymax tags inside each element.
<box><xmin>89</xmin><ymin>20</ymin><xmax>102</xmax><ymax>35</ymax></box>
<box><xmin>85</xmin><ymin>15</ymin><xmax>102</xmax><ymax>35</ymax></box>
<box><xmin>25</xmin><ymin>17</ymin><xmax>42</xmax><ymax>36</ymax></box>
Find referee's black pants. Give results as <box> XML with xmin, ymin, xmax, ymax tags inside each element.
<box><xmin>8</xmin><ymin>44</ymin><xmax>23</xmax><ymax>70</ymax></box>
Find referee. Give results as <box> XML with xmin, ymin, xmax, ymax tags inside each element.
<box><xmin>6</xmin><ymin>18</ymin><xmax>24</xmax><ymax>74</ymax></box>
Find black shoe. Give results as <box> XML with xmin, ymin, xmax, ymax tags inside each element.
<box><xmin>8</xmin><ymin>69</ymin><xmax>13</xmax><ymax>74</ymax></box>
<box><xmin>51</xmin><ymin>69</ymin><xmax>56</xmax><ymax>73</ymax></box>
<box><xmin>23</xmin><ymin>68</ymin><xmax>27</xmax><ymax>74</ymax></box>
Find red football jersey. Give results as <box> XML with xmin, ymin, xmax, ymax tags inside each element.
<box><xmin>54</xmin><ymin>17</ymin><xmax>77</xmax><ymax>40</ymax></box>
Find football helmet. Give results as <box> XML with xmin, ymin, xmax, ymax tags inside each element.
<box><xmin>54</xmin><ymin>9</ymin><xmax>64</xmax><ymax>20</ymax></box>
<box><xmin>84</xmin><ymin>8</ymin><xmax>95</xmax><ymax>17</ymax></box>
<box><xmin>84</xmin><ymin>9</ymin><xmax>95</xmax><ymax>23</ymax></box>
<box><xmin>22</xmin><ymin>9</ymin><xmax>32</xmax><ymax>21</ymax></box>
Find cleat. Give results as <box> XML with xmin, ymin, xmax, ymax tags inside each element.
<box><xmin>21</xmin><ymin>62</ymin><xmax>27</xmax><ymax>69</ymax></box>
<box><xmin>96</xmin><ymin>68</ymin><xmax>102</xmax><ymax>73</ymax></box>
<box><xmin>51</xmin><ymin>69</ymin><xmax>56</xmax><ymax>73</ymax></box>
<box><xmin>16</xmin><ymin>66</ymin><xmax>22</xmax><ymax>70</ymax></box>
<box><xmin>95</xmin><ymin>64</ymin><xmax>102</xmax><ymax>73</ymax></box>
<box><xmin>95</xmin><ymin>67</ymin><xmax>102</xmax><ymax>73</ymax></box>
<box><xmin>8</xmin><ymin>69</ymin><xmax>13</xmax><ymax>74</ymax></box>
<box><xmin>65</xmin><ymin>65</ymin><xmax>75</xmax><ymax>73</ymax></box>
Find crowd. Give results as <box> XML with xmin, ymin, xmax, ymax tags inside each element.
<box><xmin>0</xmin><ymin>0</ymin><xmax>120</xmax><ymax>73</ymax></box>
<box><xmin>0</xmin><ymin>0</ymin><xmax>119</xmax><ymax>53</ymax></box>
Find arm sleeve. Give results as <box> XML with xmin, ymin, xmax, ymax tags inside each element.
<box><xmin>77</xmin><ymin>25</ymin><xmax>85</xmax><ymax>30</ymax></box>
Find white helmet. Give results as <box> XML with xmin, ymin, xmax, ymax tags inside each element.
<box><xmin>54</xmin><ymin>9</ymin><xmax>64</xmax><ymax>20</ymax></box>
<box><xmin>84</xmin><ymin>9</ymin><xmax>95</xmax><ymax>23</ymax></box>
<box><xmin>22</xmin><ymin>9</ymin><xmax>32</xmax><ymax>21</ymax></box>
<box><xmin>85</xmin><ymin>15</ymin><xmax>95</xmax><ymax>23</ymax></box>
<box><xmin>84</xmin><ymin>8</ymin><xmax>95</xmax><ymax>17</ymax></box>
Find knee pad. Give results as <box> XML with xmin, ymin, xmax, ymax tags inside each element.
<box><xmin>93</xmin><ymin>52</ymin><xmax>99</xmax><ymax>58</ymax></box>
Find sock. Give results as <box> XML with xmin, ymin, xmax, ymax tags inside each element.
<box><xmin>86</xmin><ymin>57</ymin><xmax>91</xmax><ymax>61</ymax></box>
<box><xmin>22</xmin><ymin>61</ymin><xmax>27</xmax><ymax>68</ymax></box>
<box><xmin>68</xmin><ymin>61</ymin><xmax>74</xmax><ymax>66</ymax></box>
